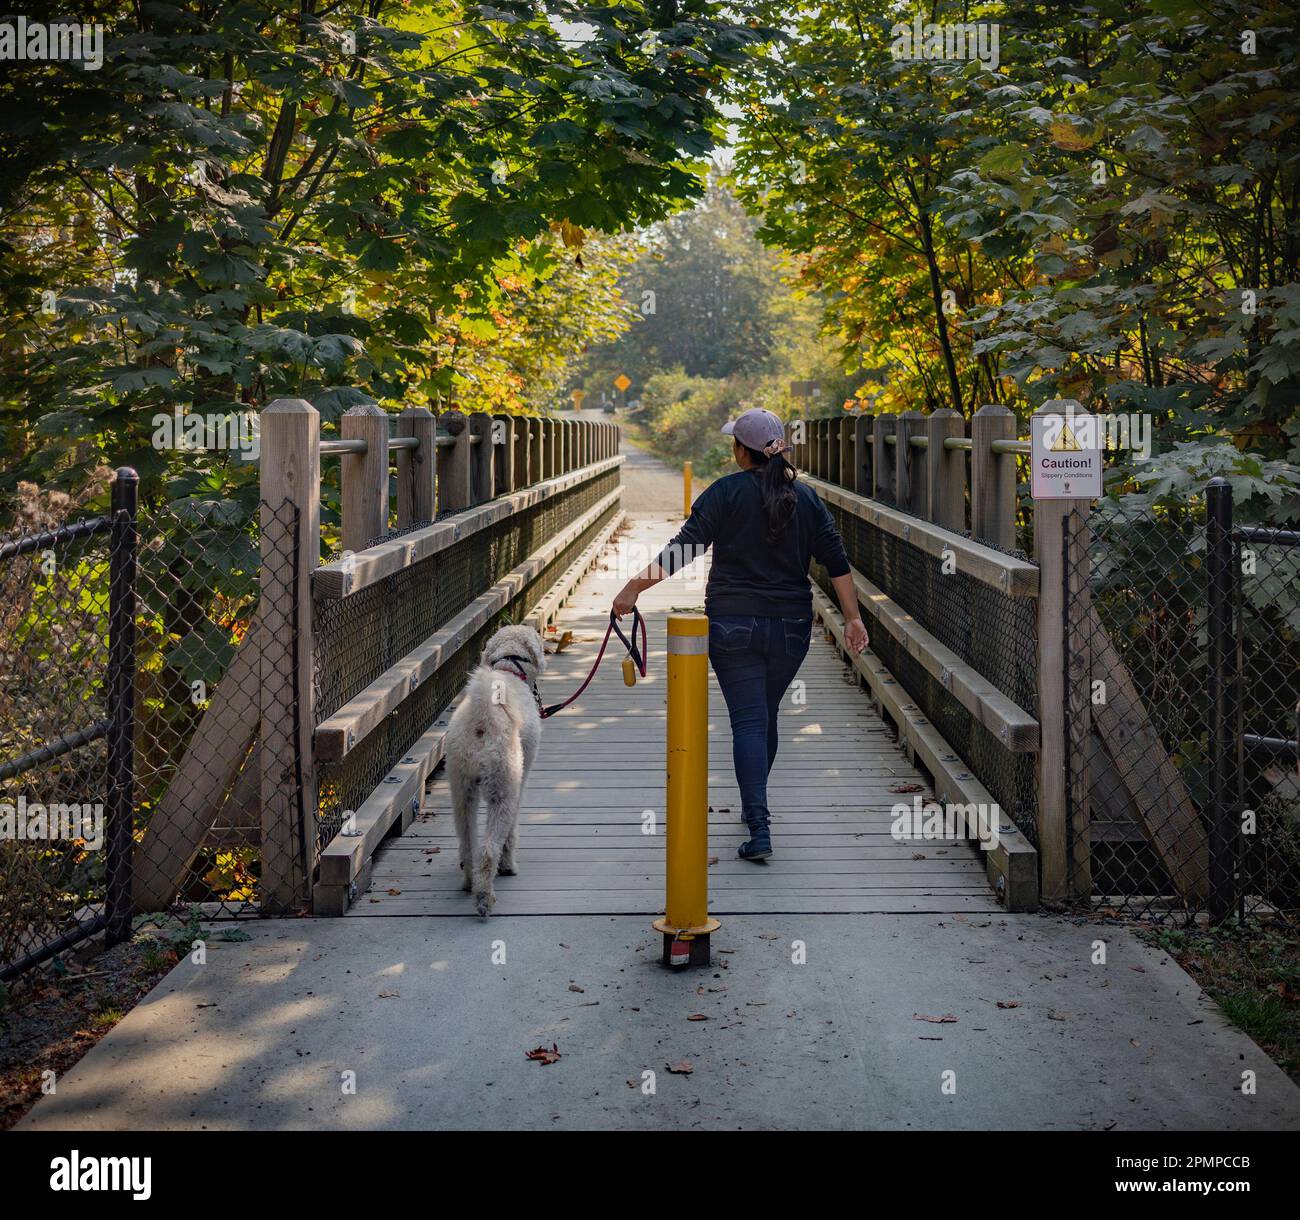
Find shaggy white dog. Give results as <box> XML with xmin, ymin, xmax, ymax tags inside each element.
<box><xmin>445</xmin><ymin>623</ymin><xmax>546</xmax><ymax>917</ymax></box>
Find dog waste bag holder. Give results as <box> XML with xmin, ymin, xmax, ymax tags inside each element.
<box><xmin>653</xmin><ymin>613</ymin><xmax>719</xmax><ymax>966</ymax></box>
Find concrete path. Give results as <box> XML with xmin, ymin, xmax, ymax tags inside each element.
<box><xmin>21</xmin><ymin>913</ymin><xmax>1300</xmax><ymax>1130</ymax></box>
<box><xmin>566</xmin><ymin>408</ymin><xmax>703</xmax><ymax>511</ymax></box>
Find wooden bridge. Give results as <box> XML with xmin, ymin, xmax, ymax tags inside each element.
<box><xmin>123</xmin><ymin>400</ymin><xmax>1216</xmax><ymax>927</ymax></box>
<box><xmin>356</xmin><ymin>514</ymin><xmax>1000</xmax><ymax>917</ymax></box>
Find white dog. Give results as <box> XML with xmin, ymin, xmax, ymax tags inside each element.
<box><xmin>445</xmin><ymin>624</ymin><xmax>546</xmax><ymax>917</ymax></box>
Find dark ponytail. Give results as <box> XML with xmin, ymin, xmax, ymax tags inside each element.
<box><xmin>741</xmin><ymin>443</ymin><xmax>798</xmax><ymax>542</ymax></box>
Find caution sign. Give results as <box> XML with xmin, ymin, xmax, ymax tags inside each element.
<box><xmin>613</xmin><ymin>373</ymin><xmax>631</xmax><ymax>393</ymax></box>
<box><xmin>1031</xmin><ymin>411</ymin><xmax>1102</xmax><ymax>499</ymax></box>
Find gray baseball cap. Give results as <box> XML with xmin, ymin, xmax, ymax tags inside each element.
<box><xmin>721</xmin><ymin>407</ymin><xmax>790</xmax><ymax>456</ymax></box>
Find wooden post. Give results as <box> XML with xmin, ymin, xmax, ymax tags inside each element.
<box><xmin>971</xmin><ymin>403</ymin><xmax>1017</xmax><ymax>549</ymax></box>
<box><xmin>468</xmin><ymin>411</ymin><xmax>493</xmax><ymax>504</ymax></box>
<box><xmin>341</xmin><ymin>402</ymin><xmax>389</xmax><ymax>552</ymax></box>
<box><xmin>513</xmin><ymin>414</ymin><xmax>530</xmax><ymax>487</ymax></box>
<box><xmin>438</xmin><ymin>408</ymin><xmax>471</xmax><ymax>512</ymax></box>
<box><xmin>259</xmin><ymin>398</ymin><xmax>319</xmax><ymax>914</ymax></box>
<box><xmin>545</xmin><ymin>419</ymin><xmax>560</xmax><ymax>479</ymax></box>
<box><xmin>395</xmin><ymin>406</ymin><xmax>435</xmax><ymax>528</ymax></box>
<box><xmin>897</xmin><ymin>410</ymin><xmax>926</xmax><ymax>515</ymax></box>
<box><xmin>1032</xmin><ymin>401</ymin><xmax>1093</xmax><ymax>903</ymax></box>
<box><xmin>827</xmin><ymin>419</ymin><xmax>841</xmax><ymax>486</ymax></box>
<box><xmin>853</xmin><ymin>414</ymin><xmax>873</xmax><ymax>496</ymax></box>
<box><xmin>529</xmin><ymin>417</ymin><xmax>544</xmax><ymax>486</ymax></box>
<box><xmin>872</xmin><ymin>415</ymin><xmax>897</xmax><ymax>504</ymax></box>
<box><xmin>926</xmin><ymin>409</ymin><xmax>966</xmax><ymax>532</ymax></box>
<box><xmin>838</xmin><ymin>417</ymin><xmax>854</xmax><ymax>488</ymax></box>
<box><xmin>492</xmin><ymin>415</ymin><xmax>514</xmax><ymax>496</ymax></box>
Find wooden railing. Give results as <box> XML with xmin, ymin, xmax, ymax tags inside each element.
<box><xmin>134</xmin><ymin>402</ymin><xmax>621</xmax><ymax>917</ymax></box>
<box><xmin>795</xmin><ymin>404</ymin><xmax>1208</xmax><ymax>911</ymax></box>
<box><xmin>789</xmin><ymin>404</ymin><xmax>1030</xmax><ymax>550</ymax></box>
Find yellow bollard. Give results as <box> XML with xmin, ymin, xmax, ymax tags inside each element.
<box><xmin>683</xmin><ymin>460</ymin><xmax>692</xmax><ymax>518</ymax></box>
<box><xmin>653</xmin><ymin>613</ymin><xmax>719</xmax><ymax>966</ymax></box>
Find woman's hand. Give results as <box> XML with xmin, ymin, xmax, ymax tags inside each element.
<box><xmin>844</xmin><ymin>617</ymin><xmax>869</xmax><ymax>655</ymax></box>
<box><xmin>612</xmin><ymin>581</ymin><xmax>640</xmax><ymax>619</ymax></box>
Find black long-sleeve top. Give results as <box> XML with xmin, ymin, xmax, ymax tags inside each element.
<box><xmin>653</xmin><ymin>469</ymin><xmax>851</xmax><ymax>619</ymax></box>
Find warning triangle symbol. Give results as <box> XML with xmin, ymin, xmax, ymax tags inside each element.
<box><xmin>1052</xmin><ymin>422</ymin><xmax>1083</xmax><ymax>452</ymax></box>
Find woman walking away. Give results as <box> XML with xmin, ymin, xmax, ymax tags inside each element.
<box><xmin>612</xmin><ymin>408</ymin><xmax>868</xmax><ymax>861</ymax></box>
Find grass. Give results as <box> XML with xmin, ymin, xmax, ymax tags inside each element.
<box><xmin>1143</xmin><ymin>921</ymin><xmax>1300</xmax><ymax>1082</ymax></box>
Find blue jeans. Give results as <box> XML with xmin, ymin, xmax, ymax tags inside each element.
<box><xmin>708</xmin><ymin>614</ymin><xmax>813</xmax><ymax>830</ymax></box>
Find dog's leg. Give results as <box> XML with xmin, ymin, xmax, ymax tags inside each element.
<box><xmin>499</xmin><ymin>824</ymin><xmax>518</xmax><ymax>876</ymax></box>
<box><xmin>451</xmin><ymin>769</ymin><xmax>477</xmax><ymax>894</ymax></box>
<box><xmin>473</xmin><ymin>762</ymin><xmax>521</xmax><ymax>918</ymax></box>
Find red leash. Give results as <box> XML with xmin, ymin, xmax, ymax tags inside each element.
<box><xmin>540</xmin><ymin>608</ymin><xmax>647</xmax><ymax>719</ymax></box>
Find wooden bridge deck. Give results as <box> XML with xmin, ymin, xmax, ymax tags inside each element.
<box><xmin>352</xmin><ymin>514</ymin><xmax>1000</xmax><ymax>916</ymax></box>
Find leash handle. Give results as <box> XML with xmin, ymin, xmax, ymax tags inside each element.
<box><xmin>609</xmin><ymin>606</ymin><xmax>647</xmax><ymax>678</ymax></box>
<box><xmin>539</xmin><ymin>606</ymin><xmax>647</xmax><ymax>719</ymax></box>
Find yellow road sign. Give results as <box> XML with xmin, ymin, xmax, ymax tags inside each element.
<box><xmin>614</xmin><ymin>373</ymin><xmax>631</xmax><ymax>393</ymax></box>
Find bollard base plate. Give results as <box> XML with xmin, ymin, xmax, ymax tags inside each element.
<box><xmin>652</xmin><ymin>917</ymin><xmax>720</xmax><ymax>968</ymax></box>
<box><xmin>660</xmin><ymin>931</ymin><xmax>711</xmax><ymax>967</ymax></box>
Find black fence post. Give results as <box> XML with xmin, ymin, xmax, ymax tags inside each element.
<box><xmin>1206</xmin><ymin>476</ymin><xmax>1236</xmax><ymax>923</ymax></box>
<box><xmin>106</xmin><ymin>466</ymin><xmax>138</xmax><ymax>946</ymax></box>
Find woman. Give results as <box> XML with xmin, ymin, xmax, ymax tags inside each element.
<box><xmin>612</xmin><ymin>408</ymin><xmax>869</xmax><ymax>861</ymax></box>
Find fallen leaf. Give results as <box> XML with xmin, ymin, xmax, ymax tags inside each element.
<box><xmin>707</xmin><ymin>857</ymin><xmax>718</xmax><ymax>866</ymax></box>
<box><xmin>526</xmin><ymin>1044</ymin><xmax>561</xmax><ymax>1065</ymax></box>
<box><xmin>890</xmin><ymin>783</ymin><xmax>924</xmax><ymax>793</ymax></box>
<box><xmin>1047</xmin><ymin>1009</ymin><xmax>1068</xmax><ymax>1021</ymax></box>
<box><xmin>666</xmin><ymin>1060</ymin><xmax>694</xmax><ymax>1075</ymax></box>
<box><xmin>913</xmin><ymin>1013</ymin><xmax>957</xmax><ymax>1024</ymax></box>
<box><xmin>423</xmin><ymin>847</ymin><xmax>441</xmax><ymax>855</ymax></box>
<box><xmin>996</xmin><ymin>1001</ymin><xmax>1020</xmax><ymax>1009</ymax></box>
<box><xmin>378</xmin><ymin>990</ymin><xmax>399</xmax><ymax>999</ymax></box>
<box><xmin>758</xmin><ymin>933</ymin><xmax>779</xmax><ymax>940</ymax></box>
<box><xmin>687</xmin><ymin>1013</ymin><xmax>709</xmax><ymax>1022</ymax></box>
<box><xmin>568</xmin><ymin>984</ymin><xmax>585</xmax><ymax>993</ymax></box>
<box><xmin>387</xmin><ymin>888</ymin><xmax>401</xmax><ymax>896</ymax></box>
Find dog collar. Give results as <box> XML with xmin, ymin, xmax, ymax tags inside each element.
<box><xmin>492</xmin><ymin>654</ymin><xmax>534</xmax><ymax>684</ymax></box>
<box><xmin>491</xmin><ymin>654</ymin><xmax>544</xmax><ymax>715</ymax></box>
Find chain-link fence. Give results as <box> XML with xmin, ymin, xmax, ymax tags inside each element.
<box><xmin>131</xmin><ymin>497</ymin><xmax>300</xmax><ymax>921</ymax></box>
<box><xmin>0</xmin><ymin>475</ymin><xmax>307</xmax><ymax>983</ymax></box>
<box><xmin>1070</xmin><ymin>482</ymin><xmax>1298</xmax><ymax>924</ymax></box>
<box><xmin>1</xmin><ymin>475</ymin><xmax>134</xmax><ymax>983</ymax></box>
